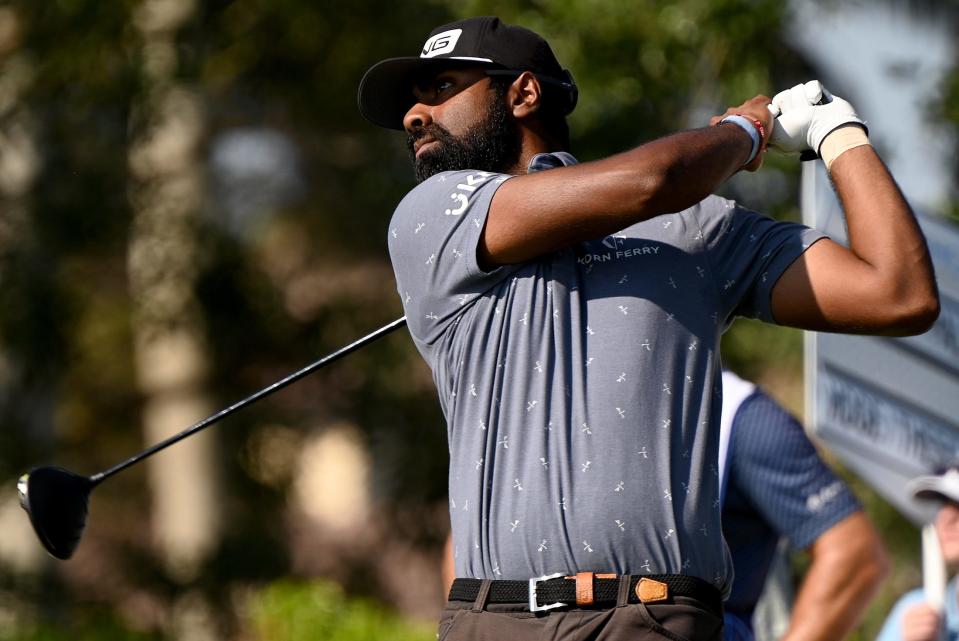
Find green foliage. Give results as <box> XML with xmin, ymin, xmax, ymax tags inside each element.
<box><xmin>941</xmin><ymin>69</ymin><xmax>959</xmax><ymax>211</ymax></box>
<box><xmin>0</xmin><ymin>608</ymin><xmax>160</xmax><ymax>641</ymax></box>
<box><xmin>0</xmin><ymin>580</ymin><xmax>437</xmax><ymax>641</ymax></box>
<box><xmin>939</xmin><ymin>58</ymin><xmax>959</xmax><ymax>136</ymax></box>
<box><xmin>446</xmin><ymin>0</ymin><xmax>810</xmax><ymax>144</ymax></box>
<box><xmin>245</xmin><ymin>580</ymin><xmax>434</xmax><ymax>641</ymax></box>
<box><xmin>722</xmin><ymin>320</ymin><xmax>803</xmax><ymax>388</ymax></box>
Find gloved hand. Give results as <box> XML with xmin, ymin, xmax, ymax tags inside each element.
<box><xmin>767</xmin><ymin>80</ymin><xmax>866</xmax><ymax>158</ymax></box>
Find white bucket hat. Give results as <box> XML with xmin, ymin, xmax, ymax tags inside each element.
<box><xmin>908</xmin><ymin>466</ymin><xmax>959</xmax><ymax>504</ymax></box>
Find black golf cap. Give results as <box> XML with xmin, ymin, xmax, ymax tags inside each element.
<box><xmin>358</xmin><ymin>16</ymin><xmax>577</xmax><ymax>130</ymax></box>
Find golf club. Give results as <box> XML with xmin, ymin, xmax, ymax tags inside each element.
<box><xmin>18</xmin><ymin>316</ymin><xmax>408</xmax><ymax>560</ymax></box>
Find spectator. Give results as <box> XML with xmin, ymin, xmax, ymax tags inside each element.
<box><xmin>719</xmin><ymin>370</ymin><xmax>888</xmax><ymax>641</ymax></box>
<box><xmin>877</xmin><ymin>465</ymin><xmax>959</xmax><ymax>641</ymax></box>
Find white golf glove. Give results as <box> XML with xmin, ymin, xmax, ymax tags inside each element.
<box><xmin>767</xmin><ymin>80</ymin><xmax>866</xmax><ymax>157</ymax></box>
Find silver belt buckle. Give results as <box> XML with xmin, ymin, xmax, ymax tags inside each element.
<box><xmin>528</xmin><ymin>572</ymin><xmax>566</xmax><ymax>612</ymax></box>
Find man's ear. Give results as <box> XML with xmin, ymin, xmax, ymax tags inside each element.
<box><xmin>508</xmin><ymin>71</ymin><xmax>543</xmax><ymax>119</ymax></box>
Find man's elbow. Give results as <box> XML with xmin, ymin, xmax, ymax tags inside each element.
<box><xmin>844</xmin><ymin>526</ymin><xmax>890</xmax><ymax>597</ymax></box>
<box><xmin>884</xmin><ymin>286</ymin><xmax>940</xmax><ymax>336</ymax></box>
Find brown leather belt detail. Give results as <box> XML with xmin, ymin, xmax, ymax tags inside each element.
<box><xmin>636</xmin><ymin>577</ymin><xmax>669</xmax><ymax>603</ymax></box>
<box><xmin>575</xmin><ymin>572</ymin><xmax>593</xmax><ymax>606</ymax></box>
<box><xmin>569</xmin><ymin>572</ymin><xmax>615</xmax><ymax>607</ymax></box>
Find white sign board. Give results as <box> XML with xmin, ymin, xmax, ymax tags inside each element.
<box><xmin>802</xmin><ymin>161</ymin><xmax>959</xmax><ymax>524</ymax></box>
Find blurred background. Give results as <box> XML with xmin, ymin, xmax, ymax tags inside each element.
<box><xmin>0</xmin><ymin>0</ymin><xmax>956</xmax><ymax>639</ymax></box>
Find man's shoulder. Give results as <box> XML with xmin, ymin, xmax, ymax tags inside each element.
<box><xmin>674</xmin><ymin>195</ymin><xmax>753</xmax><ymax>244</ymax></box>
<box><xmin>606</xmin><ymin>195</ymin><xmax>738</xmax><ymax>245</ymax></box>
<box><xmin>389</xmin><ymin>170</ymin><xmax>511</xmax><ymax>229</ymax></box>
<box><xmin>684</xmin><ymin>194</ymin><xmax>740</xmax><ymax>219</ymax></box>
<box><xmin>728</xmin><ymin>388</ymin><xmax>811</xmax><ymax>469</ymax></box>
<box><xmin>398</xmin><ymin>170</ymin><xmax>511</xmax><ymax>202</ymax></box>
<box><xmin>733</xmin><ymin>387</ymin><xmax>795</xmax><ymax>434</ymax></box>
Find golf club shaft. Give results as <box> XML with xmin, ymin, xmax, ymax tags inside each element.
<box><xmin>89</xmin><ymin>316</ymin><xmax>408</xmax><ymax>485</ymax></box>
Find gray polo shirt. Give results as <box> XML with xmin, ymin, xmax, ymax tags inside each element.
<box><xmin>387</xmin><ymin>152</ymin><xmax>824</xmax><ymax>592</ymax></box>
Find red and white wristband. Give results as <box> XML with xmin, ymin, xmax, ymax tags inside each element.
<box><xmin>719</xmin><ymin>115</ymin><xmax>766</xmax><ymax>166</ymax></box>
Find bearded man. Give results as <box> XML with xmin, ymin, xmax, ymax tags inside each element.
<box><xmin>358</xmin><ymin>16</ymin><xmax>938</xmax><ymax>641</ymax></box>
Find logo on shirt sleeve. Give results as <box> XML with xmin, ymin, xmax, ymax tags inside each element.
<box><xmin>805</xmin><ymin>480</ymin><xmax>843</xmax><ymax>512</ymax></box>
<box><xmin>443</xmin><ymin>172</ymin><xmax>497</xmax><ymax>216</ymax></box>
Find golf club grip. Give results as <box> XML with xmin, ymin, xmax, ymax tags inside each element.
<box><xmin>90</xmin><ymin>316</ymin><xmax>408</xmax><ymax>484</ymax></box>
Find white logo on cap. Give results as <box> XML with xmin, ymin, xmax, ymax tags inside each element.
<box><xmin>421</xmin><ymin>28</ymin><xmax>462</xmax><ymax>58</ymax></box>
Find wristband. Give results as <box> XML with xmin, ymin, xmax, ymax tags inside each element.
<box><xmin>719</xmin><ymin>115</ymin><xmax>764</xmax><ymax>166</ymax></box>
<box><xmin>820</xmin><ymin>124</ymin><xmax>870</xmax><ymax>171</ymax></box>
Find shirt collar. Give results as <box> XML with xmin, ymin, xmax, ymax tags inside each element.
<box><xmin>527</xmin><ymin>151</ymin><xmax>578</xmax><ymax>173</ymax></box>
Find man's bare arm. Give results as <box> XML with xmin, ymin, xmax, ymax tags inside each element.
<box><xmin>479</xmin><ymin>98</ymin><xmax>771</xmax><ymax>268</ymax></box>
<box><xmin>771</xmin><ymin>144</ymin><xmax>939</xmax><ymax>335</ymax></box>
<box><xmin>781</xmin><ymin>511</ymin><xmax>890</xmax><ymax>641</ymax></box>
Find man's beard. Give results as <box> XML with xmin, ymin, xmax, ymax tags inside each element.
<box><xmin>407</xmin><ymin>91</ymin><xmax>522</xmax><ymax>183</ymax></box>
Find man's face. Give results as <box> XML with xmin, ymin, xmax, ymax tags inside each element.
<box><xmin>404</xmin><ymin>67</ymin><xmax>522</xmax><ymax>182</ymax></box>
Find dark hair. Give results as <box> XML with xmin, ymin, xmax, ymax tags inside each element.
<box><xmin>488</xmin><ymin>75</ymin><xmax>571</xmax><ymax>152</ymax></box>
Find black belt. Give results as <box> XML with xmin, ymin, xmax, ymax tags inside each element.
<box><xmin>449</xmin><ymin>573</ymin><xmax>721</xmax><ymax>613</ymax></box>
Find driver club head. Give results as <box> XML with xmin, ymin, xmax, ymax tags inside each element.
<box><xmin>18</xmin><ymin>466</ymin><xmax>94</xmax><ymax>560</ymax></box>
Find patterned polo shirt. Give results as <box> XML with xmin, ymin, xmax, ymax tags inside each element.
<box><xmin>387</xmin><ymin>152</ymin><xmax>824</xmax><ymax>593</ymax></box>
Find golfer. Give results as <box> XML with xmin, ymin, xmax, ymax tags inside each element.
<box><xmin>358</xmin><ymin>16</ymin><xmax>938</xmax><ymax>640</ymax></box>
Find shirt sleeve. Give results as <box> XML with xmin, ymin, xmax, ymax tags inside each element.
<box><xmin>693</xmin><ymin>196</ymin><xmax>826</xmax><ymax>324</ymax></box>
<box><xmin>387</xmin><ymin>170</ymin><xmax>515</xmax><ymax>345</ymax></box>
<box><xmin>728</xmin><ymin>389</ymin><xmax>861</xmax><ymax>550</ymax></box>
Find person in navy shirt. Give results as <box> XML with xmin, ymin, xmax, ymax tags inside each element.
<box><xmin>719</xmin><ymin>370</ymin><xmax>888</xmax><ymax>641</ymax></box>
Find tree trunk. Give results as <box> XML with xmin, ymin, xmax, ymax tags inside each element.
<box><xmin>127</xmin><ymin>0</ymin><xmax>219</xmax><ymax>582</ymax></box>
